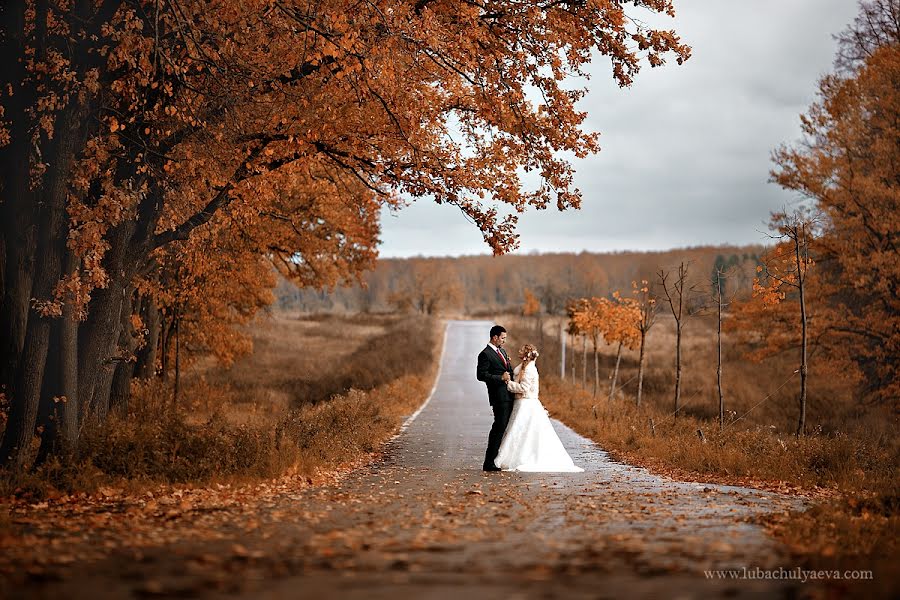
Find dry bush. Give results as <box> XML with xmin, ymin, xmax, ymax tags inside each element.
<box><xmin>275</xmin><ymin>374</ymin><xmax>431</xmax><ymax>475</ymax></box>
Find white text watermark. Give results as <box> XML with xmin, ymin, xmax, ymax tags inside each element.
<box><xmin>704</xmin><ymin>567</ymin><xmax>873</xmax><ymax>583</ymax></box>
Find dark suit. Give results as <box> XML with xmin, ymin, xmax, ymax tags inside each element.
<box><xmin>477</xmin><ymin>345</ymin><xmax>514</xmax><ymax>470</ymax></box>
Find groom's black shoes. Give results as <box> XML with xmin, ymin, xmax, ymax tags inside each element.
<box><xmin>482</xmin><ymin>464</ymin><xmax>501</xmax><ymax>472</ymax></box>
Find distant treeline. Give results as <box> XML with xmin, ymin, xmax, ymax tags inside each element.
<box><xmin>274</xmin><ymin>245</ymin><xmax>764</xmax><ymax>314</ymax></box>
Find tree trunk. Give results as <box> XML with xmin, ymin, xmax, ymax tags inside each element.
<box><xmin>57</xmin><ymin>253</ymin><xmax>80</xmax><ymax>453</ymax></box>
<box><xmin>581</xmin><ymin>334</ymin><xmax>587</xmax><ymax>389</ymax></box>
<box><xmin>674</xmin><ymin>321</ymin><xmax>682</xmax><ymax>420</ymax></box>
<box><xmin>0</xmin><ymin>0</ymin><xmax>39</xmax><ymax>405</ymax></box>
<box><xmin>33</xmin><ymin>319</ymin><xmax>62</xmax><ymax>466</ymax></box>
<box><xmin>0</xmin><ymin>101</ymin><xmax>85</xmax><ymax>468</ymax></box>
<box><xmin>109</xmin><ymin>288</ymin><xmax>142</xmax><ymax>414</ymax></box>
<box><xmin>135</xmin><ymin>299</ymin><xmax>160</xmax><ymax>378</ymax></box>
<box><xmin>34</xmin><ymin>250</ymin><xmax>80</xmax><ymax>463</ymax></box>
<box><xmin>609</xmin><ymin>342</ymin><xmax>623</xmax><ymax>401</ymax></box>
<box><xmin>592</xmin><ymin>334</ymin><xmax>599</xmax><ymax>397</ymax></box>
<box><xmin>795</xmin><ymin>235</ymin><xmax>808</xmax><ymax>436</ymax></box>
<box><xmin>636</xmin><ymin>330</ymin><xmax>647</xmax><ymax>407</ymax></box>
<box><xmin>160</xmin><ymin>312</ymin><xmax>175</xmax><ymax>381</ymax></box>
<box><xmin>716</xmin><ymin>271</ymin><xmax>724</xmax><ymax>431</ymax></box>
<box><xmin>559</xmin><ymin>323</ymin><xmax>566</xmax><ymax>380</ymax></box>
<box><xmin>569</xmin><ymin>333</ymin><xmax>576</xmax><ymax>382</ymax></box>
<box><xmin>173</xmin><ymin>312</ymin><xmax>181</xmax><ymax>407</ymax></box>
<box><xmin>0</xmin><ymin>186</ymin><xmax>37</xmax><ymax>403</ymax></box>
<box><xmin>91</xmin><ymin>281</ymin><xmax>135</xmax><ymax>421</ymax></box>
<box><xmin>77</xmin><ymin>282</ymin><xmax>125</xmax><ymax>423</ymax></box>
<box><xmin>109</xmin><ymin>361</ymin><xmax>134</xmax><ymax>415</ymax></box>
<box><xmin>76</xmin><ymin>221</ymin><xmax>136</xmax><ymax>423</ymax></box>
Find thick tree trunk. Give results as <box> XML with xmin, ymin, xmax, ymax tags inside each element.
<box><xmin>109</xmin><ymin>288</ymin><xmax>138</xmax><ymax>414</ymax></box>
<box><xmin>34</xmin><ymin>319</ymin><xmax>62</xmax><ymax>467</ymax></box>
<box><xmin>58</xmin><ymin>253</ymin><xmax>80</xmax><ymax>452</ymax></box>
<box><xmin>0</xmin><ymin>202</ymin><xmax>37</xmax><ymax>402</ymax></box>
<box><xmin>0</xmin><ymin>239</ymin><xmax>4</xmax><ymax>332</ymax></box>
<box><xmin>90</xmin><ymin>280</ymin><xmax>134</xmax><ymax>422</ymax></box>
<box><xmin>609</xmin><ymin>342</ymin><xmax>623</xmax><ymax>401</ymax></box>
<box><xmin>0</xmin><ymin>102</ymin><xmax>85</xmax><ymax>468</ymax></box>
<box><xmin>76</xmin><ymin>221</ymin><xmax>137</xmax><ymax>423</ymax></box>
<box><xmin>1</xmin><ymin>317</ymin><xmax>52</xmax><ymax>468</ymax></box>
<box><xmin>34</xmin><ymin>250</ymin><xmax>81</xmax><ymax>464</ymax></box>
<box><xmin>77</xmin><ymin>282</ymin><xmax>125</xmax><ymax>423</ymax></box>
<box><xmin>160</xmin><ymin>312</ymin><xmax>174</xmax><ymax>381</ymax></box>
<box><xmin>134</xmin><ymin>298</ymin><xmax>160</xmax><ymax>378</ymax></box>
<box><xmin>109</xmin><ymin>361</ymin><xmax>134</xmax><ymax>415</ymax></box>
<box><xmin>0</xmin><ymin>0</ymin><xmax>38</xmax><ymax>401</ymax></box>
<box><xmin>33</xmin><ymin>320</ymin><xmax>62</xmax><ymax>466</ymax></box>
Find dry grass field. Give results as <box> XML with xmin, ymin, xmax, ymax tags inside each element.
<box><xmin>189</xmin><ymin>313</ymin><xmax>414</xmax><ymax>424</ymax></box>
<box><xmin>4</xmin><ymin>313</ymin><xmax>442</xmax><ymax>497</ymax></box>
<box><xmin>503</xmin><ymin>312</ymin><xmax>881</xmax><ymax>436</ymax></box>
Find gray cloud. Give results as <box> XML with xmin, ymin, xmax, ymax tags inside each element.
<box><xmin>379</xmin><ymin>0</ymin><xmax>859</xmax><ymax>257</ymax></box>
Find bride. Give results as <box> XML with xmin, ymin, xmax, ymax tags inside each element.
<box><xmin>494</xmin><ymin>344</ymin><xmax>583</xmax><ymax>473</ymax></box>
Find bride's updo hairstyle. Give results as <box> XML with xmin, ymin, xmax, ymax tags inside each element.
<box><xmin>519</xmin><ymin>344</ymin><xmax>539</xmax><ymax>361</ymax></box>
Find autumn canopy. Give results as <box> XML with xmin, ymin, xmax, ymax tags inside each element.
<box><xmin>0</xmin><ymin>0</ymin><xmax>690</xmax><ymax>467</ymax></box>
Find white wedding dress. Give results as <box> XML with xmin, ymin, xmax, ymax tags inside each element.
<box><xmin>494</xmin><ymin>361</ymin><xmax>584</xmax><ymax>473</ymax></box>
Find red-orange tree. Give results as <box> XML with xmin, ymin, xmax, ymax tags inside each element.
<box><xmin>768</xmin><ymin>1</ymin><xmax>899</xmax><ymax>405</ymax></box>
<box><xmin>566</xmin><ymin>294</ymin><xmax>639</xmax><ymax>398</ymax></box>
<box><xmin>0</xmin><ymin>0</ymin><xmax>690</xmax><ymax>467</ymax></box>
<box><xmin>631</xmin><ymin>279</ymin><xmax>657</xmax><ymax>407</ymax></box>
<box><xmin>605</xmin><ymin>291</ymin><xmax>641</xmax><ymax>401</ymax></box>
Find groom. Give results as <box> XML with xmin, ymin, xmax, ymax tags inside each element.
<box><xmin>476</xmin><ymin>325</ymin><xmax>514</xmax><ymax>472</ymax></box>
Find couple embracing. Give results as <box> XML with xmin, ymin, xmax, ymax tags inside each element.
<box><xmin>477</xmin><ymin>325</ymin><xmax>583</xmax><ymax>473</ymax></box>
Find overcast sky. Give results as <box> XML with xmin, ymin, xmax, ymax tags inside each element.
<box><xmin>378</xmin><ymin>0</ymin><xmax>860</xmax><ymax>258</ymax></box>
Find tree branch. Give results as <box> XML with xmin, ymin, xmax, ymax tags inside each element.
<box><xmin>152</xmin><ymin>146</ymin><xmax>265</xmax><ymax>249</ymax></box>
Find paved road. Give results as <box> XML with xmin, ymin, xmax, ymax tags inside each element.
<box><xmin>13</xmin><ymin>320</ymin><xmax>813</xmax><ymax>599</ymax></box>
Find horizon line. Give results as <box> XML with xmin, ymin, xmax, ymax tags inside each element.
<box><xmin>375</xmin><ymin>241</ymin><xmax>769</xmax><ymax>261</ymax></box>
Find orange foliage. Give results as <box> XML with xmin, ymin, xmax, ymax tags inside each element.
<box><xmin>1</xmin><ymin>0</ymin><xmax>692</xmax><ymax>465</ymax></box>
<box><xmin>522</xmin><ymin>289</ymin><xmax>540</xmax><ymax>317</ymax></box>
<box><xmin>724</xmin><ymin>38</ymin><xmax>900</xmax><ymax>404</ymax></box>
<box><xmin>4</xmin><ymin>0</ymin><xmax>692</xmax><ymax>370</ymax></box>
<box><xmin>566</xmin><ymin>294</ymin><xmax>640</xmax><ymax>350</ymax></box>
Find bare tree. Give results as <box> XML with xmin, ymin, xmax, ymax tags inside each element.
<box><xmin>715</xmin><ymin>267</ymin><xmax>727</xmax><ymax>430</ymax></box>
<box><xmin>758</xmin><ymin>210</ymin><xmax>819</xmax><ymax>436</ymax></box>
<box><xmin>657</xmin><ymin>262</ymin><xmax>699</xmax><ymax>420</ymax></box>
<box><xmin>834</xmin><ymin>0</ymin><xmax>900</xmax><ymax>72</ymax></box>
